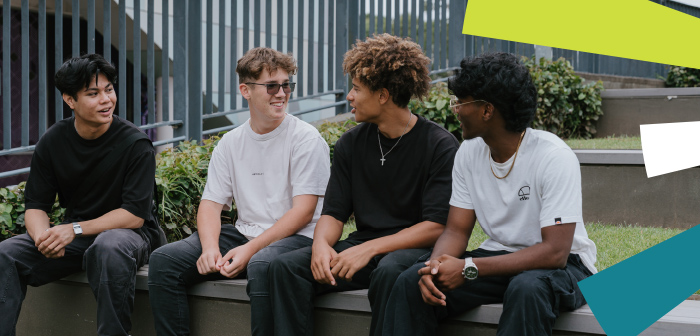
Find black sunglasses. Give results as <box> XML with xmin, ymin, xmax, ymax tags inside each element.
<box><xmin>245</xmin><ymin>82</ymin><xmax>296</xmax><ymax>95</ymax></box>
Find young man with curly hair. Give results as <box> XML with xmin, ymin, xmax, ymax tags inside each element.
<box><xmin>0</xmin><ymin>54</ymin><xmax>161</xmax><ymax>336</ymax></box>
<box><xmin>382</xmin><ymin>52</ymin><xmax>598</xmax><ymax>336</ymax></box>
<box><xmin>147</xmin><ymin>47</ymin><xmax>330</xmax><ymax>336</ymax></box>
<box><xmin>265</xmin><ymin>34</ymin><xmax>460</xmax><ymax>336</ymax></box>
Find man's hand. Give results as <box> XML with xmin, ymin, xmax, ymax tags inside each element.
<box><xmin>35</xmin><ymin>225</ymin><xmax>75</xmax><ymax>258</ymax></box>
<box><xmin>217</xmin><ymin>244</ymin><xmax>255</xmax><ymax>278</ymax></box>
<box><xmin>197</xmin><ymin>248</ymin><xmax>223</xmax><ymax>275</ymax></box>
<box><xmin>420</xmin><ymin>255</ymin><xmax>466</xmax><ymax>292</ymax></box>
<box><xmin>330</xmin><ymin>243</ymin><xmax>375</xmax><ymax>282</ymax></box>
<box><xmin>311</xmin><ymin>242</ymin><xmax>338</xmax><ymax>286</ymax></box>
<box><xmin>418</xmin><ymin>274</ymin><xmax>446</xmax><ymax>306</ymax></box>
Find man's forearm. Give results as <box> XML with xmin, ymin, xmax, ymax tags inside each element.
<box><xmin>312</xmin><ymin>215</ymin><xmax>344</xmax><ymax>247</ymax></box>
<box><xmin>197</xmin><ymin>200</ymin><xmax>225</xmax><ymax>251</ymax></box>
<box><xmin>25</xmin><ymin>209</ymin><xmax>51</xmax><ymax>241</ymax></box>
<box><xmin>245</xmin><ymin>198</ymin><xmax>315</xmax><ymax>253</ymax></box>
<box><xmin>363</xmin><ymin>220</ymin><xmax>445</xmax><ymax>256</ymax></box>
<box><xmin>473</xmin><ymin>223</ymin><xmax>576</xmax><ymax>277</ymax></box>
<box><xmin>429</xmin><ymin>224</ymin><xmax>471</xmax><ymax>260</ymax></box>
<box><xmin>77</xmin><ymin>208</ymin><xmax>144</xmax><ymax>236</ymax></box>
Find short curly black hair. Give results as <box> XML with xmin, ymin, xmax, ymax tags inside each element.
<box><xmin>54</xmin><ymin>53</ymin><xmax>117</xmax><ymax>100</ymax></box>
<box><xmin>448</xmin><ymin>52</ymin><xmax>537</xmax><ymax>133</ymax></box>
<box><xmin>343</xmin><ymin>34</ymin><xmax>431</xmax><ymax>108</ymax></box>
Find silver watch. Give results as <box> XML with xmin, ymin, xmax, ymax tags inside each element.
<box><xmin>72</xmin><ymin>222</ymin><xmax>83</xmax><ymax>235</ymax></box>
<box><xmin>462</xmin><ymin>257</ymin><xmax>478</xmax><ymax>280</ymax></box>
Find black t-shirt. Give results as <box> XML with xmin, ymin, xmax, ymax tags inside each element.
<box><xmin>322</xmin><ymin>114</ymin><xmax>460</xmax><ymax>241</ymax></box>
<box><xmin>25</xmin><ymin>115</ymin><xmax>160</xmax><ymax>249</ymax></box>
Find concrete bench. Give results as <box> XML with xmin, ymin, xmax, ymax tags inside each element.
<box><xmin>16</xmin><ymin>265</ymin><xmax>700</xmax><ymax>335</ymax></box>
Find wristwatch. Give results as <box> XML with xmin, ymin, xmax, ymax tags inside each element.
<box><xmin>72</xmin><ymin>222</ymin><xmax>83</xmax><ymax>236</ymax></box>
<box><xmin>462</xmin><ymin>257</ymin><xmax>478</xmax><ymax>280</ymax></box>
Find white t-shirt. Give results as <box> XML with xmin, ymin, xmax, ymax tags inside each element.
<box><xmin>201</xmin><ymin>114</ymin><xmax>330</xmax><ymax>239</ymax></box>
<box><xmin>450</xmin><ymin>128</ymin><xmax>597</xmax><ymax>273</ymax></box>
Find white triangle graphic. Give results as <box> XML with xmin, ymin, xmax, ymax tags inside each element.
<box><xmin>641</xmin><ymin>121</ymin><xmax>700</xmax><ymax>178</ymax></box>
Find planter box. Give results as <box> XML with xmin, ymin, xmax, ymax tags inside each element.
<box><xmin>576</xmin><ymin>150</ymin><xmax>700</xmax><ymax>229</ymax></box>
<box><xmin>595</xmin><ymin>87</ymin><xmax>700</xmax><ymax>138</ymax></box>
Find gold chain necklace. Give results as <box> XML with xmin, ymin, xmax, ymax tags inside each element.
<box><xmin>489</xmin><ymin>129</ymin><xmax>526</xmax><ymax>179</ymax></box>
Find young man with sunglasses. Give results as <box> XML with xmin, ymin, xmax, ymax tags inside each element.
<box><xmin>264</xmin><ymin>34</ymin><xmax>460</xmax><ymax>336</ymax></box>
<box><xmin>148</xmin><ymin>47</ymin><xmax>330</xmax><ymax>336</ymax></box>
<box><xmin>382</xmin><ymin>52</ymin><xmax>597</xmax><ymax>336</ymax></box>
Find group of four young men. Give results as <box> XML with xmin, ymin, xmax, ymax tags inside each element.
<box><xmin>0</xmin><ymin>34</ymin><xmax>596</xmax><ymax>336</ymax></box>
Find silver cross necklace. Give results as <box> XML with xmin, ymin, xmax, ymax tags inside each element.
<box><xmin>377</xmin><ymin>112</ymin><xmax>413</xmax><ymax>166</ymax></box>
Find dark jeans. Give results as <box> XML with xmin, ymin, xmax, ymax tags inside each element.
<box><xmin>268</xmin><ymin>239</ymin><xmax>431</xmax><ymax>336</ymax></box>
<box><xmin>382</xmin><ymin>249</ymin><xmax>594</xmax><ymax>336</ymax></box>
<box><xmin>0</xmin><ymin>228</ymin><xmax>150</xmax><ymax>336</ymax></box>
<box><xmin>147</xmin><ymin>224</ymin><xmax>312</xmax><ymax>336</ymax></box>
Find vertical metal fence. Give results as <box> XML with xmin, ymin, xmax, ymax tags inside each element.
<box><xmin>0</xmin><ymin>0</ymin><xmax>694</xmax><ymax>181</ymax></box>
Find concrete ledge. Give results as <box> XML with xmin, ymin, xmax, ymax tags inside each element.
<box><xmin>574</xmin><ymin>149</ymin><xmax>644</xmax><ymax>165</ymax></box>
<box><xmin>596</xmin><ymin>88</ymin><xmax>700</xmax><ymax>137</ymax></box>
<box><xmin>20</xmin><ymin>267</ymin><xmax>700</xmax><ymax>336</ymax></box>
<box><xmin>601</xmin><ymin>87</ymin><xmax>700</xmax><ymax>98</ymax></box>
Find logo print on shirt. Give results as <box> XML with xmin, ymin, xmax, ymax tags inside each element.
<box><xmin>555</xmin><ymin>217</ymin><xmax>562</xmax><ymax>224</ymax></box>
<box><xmin>252</xmin><ymin>173</ymin><xmax>264</xmax><ymax>176</ymax></box>
<box><xmin>518</xmin><ymin>186</ymin><xmax>530</xmax><ymax>201</ymax></box>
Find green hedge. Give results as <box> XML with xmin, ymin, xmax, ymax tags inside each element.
<box><xmin>1</xmin><ymin>120</ymin><xmax>357</xmax><ymax>243</ymax></box>
<box><xmin>665</xmin><ymin>66</ymin><xmax>700</xmax><ymax>88</ymax></box>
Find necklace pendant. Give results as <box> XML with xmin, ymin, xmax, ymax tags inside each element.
<box><xmin>380</xmin><ymin>158</ymin><xmax>386</xmax><ymax>166</ymax></box>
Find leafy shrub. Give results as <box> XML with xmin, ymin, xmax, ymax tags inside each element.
<box><xmin>523</xmin><ymin>56</ymin><xmax>604</xmax><ymax>139</ymax></box>
<box><xmin>317</xmin><ymin>119</ymin><xmax>358</xmax><ymax>162</ymax></box>
<box><xmin>0</xmin><ymin>182</ymin><xmax>63</xmax><ymax>240</ymax></box>
<box><xmin>665</xmin><ymin>66</ymin><xmax>700</xmax><ymax>88</ymax></box>
<box><xmin>408</xmin><ymin>82</ymin><xmax>463</xmax><ymax>141</ymax></box>
<box><xmin>155</xmin><ymin>136</ymin><xmax>238</xmax><ymax>242</ymax></box>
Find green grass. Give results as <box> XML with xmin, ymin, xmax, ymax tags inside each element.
<box><xmin>342</xmin><ymin>220</ymin><xmax>684</xmax><ymax>273</ymax></box>
<box><xmin>564</xmin><ymin>135</ymin><xmax>642</xmax><ymax>150</ymax></box>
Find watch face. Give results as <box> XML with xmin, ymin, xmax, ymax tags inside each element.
<box><xmin>464</xmin><ymin>266</ymin><xmax>478</xmax><ymax>280</ymax></box>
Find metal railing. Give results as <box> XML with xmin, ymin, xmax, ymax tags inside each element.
<box><xmin>1</xmin><ymin>0</ymin><xmax>693</xmax><ymax>181</ymax></box>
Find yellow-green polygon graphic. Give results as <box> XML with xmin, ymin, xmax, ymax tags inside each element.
<box><xmin>462</xmin><ymin>0</ymin><xmax>700</xmax><ymax>69</ymax></box>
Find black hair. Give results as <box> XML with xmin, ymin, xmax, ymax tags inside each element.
<box><xmin>54</xmin><ymin>53</ymin><xmax>117</xmax><ymax>100</ymax></box>
<box><xmin>448</xmin><ymin>52</ymin><xmax>537</xmax><ymax>133</ymax></box>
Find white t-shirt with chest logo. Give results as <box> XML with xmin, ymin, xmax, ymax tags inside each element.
<box><xmin>201</xmin><ymin>114</ymin><xmax>330</xmax><ymax>240</ymax></box>
<box><xmin>450</xmin><ymin>128</ymin><xmax>597</xmax><ymax>273</ymax></box>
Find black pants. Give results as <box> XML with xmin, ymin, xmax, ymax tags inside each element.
<box><xmin>268</xmin><ymin>239</ymin><xmax>431</xmax><ymax>336</ymax></box>
<box><xmin>0</xmin><ymin>228</ymin><xmax>150</xmax><ymax>336</ymax></box>
<box><xmin>382</xmin><ymin>249</ymin><xmax>593</xmax><ymax>336</ymax></box>
<box><xmin>147</xmin><ymin>224</ymin><xmax>313</xmax><ymax>336</ymax></box>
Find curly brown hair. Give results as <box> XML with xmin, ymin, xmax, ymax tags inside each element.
<box><xmin>343</xmin><ymin>34</ymin><xmax>431</xmax><ymax>108</ymax></box>
<box><xmin>236</xmin><ymin>47</ymin><xmax>297</xmax><ymax>83</ymax></box>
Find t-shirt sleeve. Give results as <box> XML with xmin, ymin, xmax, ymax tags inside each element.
<box><xmin>201</xmin><ymin>138</ymin><xmax>235</xmax><ymax>210</ymax></box>
<box><xmin>120</xmin><ymin>140</ymin><xmax>156</xmax><ymax>220</ymax></box>
<box><xmin>538</xmin><ymin>148</ymin><xmax>583</xmax><ymax>228</ymax></box>
<box><xmin>449</xmin><ymin>143</ymin><xmax>474</xmax><ymax>210</ymax></box>
<box><xmin>291</xmin><ymin>137</ymin><xmax>331</xmax><ymax>197</ymax></box>
<box><xmin>421</xmin><ymin>134</ymin><xmax>459</xmax><ymax>225</ymax></box>
<box><xmin>321</xmin><ymin>133</ymin><xmax>353</xmax><ymax>223</ymax></box>
<box><xmin>24</xmin><ymin>141</ymin><xmax>59</xmax><ymax>213</ymax></box>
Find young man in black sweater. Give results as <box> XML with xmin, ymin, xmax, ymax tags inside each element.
<box><xmin>0</xmin><ymin>54</ymin><xmax>159</xmax><ymax>336</ymax></box>
<box><xmin>265</xmin><ymin>34</ymin><xmax>460</xmax><ymax>336</ymax></box>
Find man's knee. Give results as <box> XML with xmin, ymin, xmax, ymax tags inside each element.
<box><xmin>268</xmin><ymin>247</ymin><xmax>311</xmax><ymax>279</ymax></box>
<box><xmin>371</xmin><ymin>249</ymin><xmax>425</xmax><ymax>283</ymax></box>
<box><xmin>504</xmin><ymin>270</ymin><xmax>553</xmax><ymax>304</ymax></box>
<box><xmin>0</xmin><ymin>234</ymin><xmax>36</xmax><ymax>260</ymax></box>
<box><xmin>85</xmin><ymin>229</ymin><xmax>147</xmax><ymax>268</ymax></box>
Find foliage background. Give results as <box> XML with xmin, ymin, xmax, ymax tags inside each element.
<box><xmin>665</xmin><ymin>66</ymin><xmax>700</xmax><ymax>88</ymax></box>
<box><xmin>411</xmin><ymin>57</ymin><xmax>605</xmax><ymax>140</ymax></box>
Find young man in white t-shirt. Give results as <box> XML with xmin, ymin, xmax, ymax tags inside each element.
<box><xmin>383</xmin><ymin>52</ymin><xmax>597</xmax><ymax>336</ymax></box>
<box><xmin>148</xmin><ymin>48</ymin><xmax>330</xmax><ymax>336</ymax></box>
